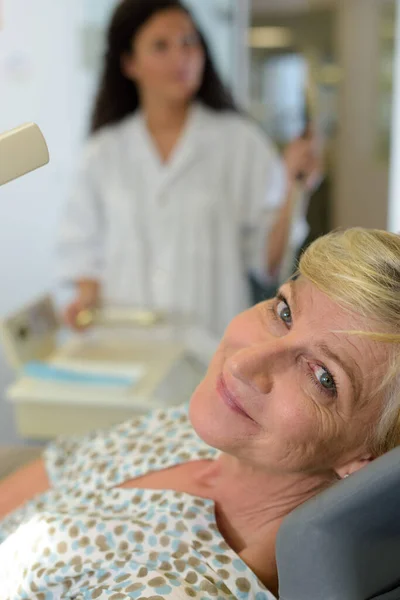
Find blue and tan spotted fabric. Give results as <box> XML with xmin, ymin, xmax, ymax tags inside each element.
<box><xmin>0</xmin><ymin>405</ymin><xmax>276</xmax><ymax>599</ymax></box>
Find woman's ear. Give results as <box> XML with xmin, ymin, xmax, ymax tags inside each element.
<box><xmin>120</xmin><ymin>52</ymin><xmax>137</xmax><ymax>81</ymax></box>
<box><xmin>335</xmin><ymin>454</ymin><xmax>374</xmax><ymax>480</ymax></box>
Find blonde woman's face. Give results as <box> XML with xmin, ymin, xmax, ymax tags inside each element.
<box><xmin>189</xmin><ymin>277</ymin><xmax>389</xmax><ymax>478</ymax></box>
<box><xmin>122</xmin><ymin>9</ymin><xmax>205</xmax><ymax>105</ymax></box>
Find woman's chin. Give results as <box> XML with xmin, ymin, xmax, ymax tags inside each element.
<box><xmin>164</xmin><ymin>85</ymin><xmax>199</xmax><ymax>105</ymax></box>
<box><xmin>188</xmin><ymin>379</ymin><xmax>252</xmax><ymax>451</ymax></box>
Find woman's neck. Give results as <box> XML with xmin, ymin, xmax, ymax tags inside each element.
<box><xmin>194</xmin><ymin>454</ymin><xmax>335</xmax><ymax>595</ymax></box>
<box><xmin>142</xmin><ymin>97</ymin><xmax>191</xmax><ymax>134</ymax></box>
<box><xmin>140</xmin><ymin>97</ymin><xmax>192</xmax><ymax>162</ymax></box>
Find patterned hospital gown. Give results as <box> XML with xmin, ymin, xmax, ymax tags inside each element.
<box><xmin>0</xmin><ymin>405</ymin><xmax>276</xmax><ymax>600</ymax></box>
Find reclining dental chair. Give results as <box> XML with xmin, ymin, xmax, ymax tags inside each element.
<box><xmin>276</xmin><ymin>445</ymin><xmax>400</xmax><ymax>600</ymax></box>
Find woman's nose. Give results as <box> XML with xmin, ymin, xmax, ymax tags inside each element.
<box><xmin>226</xmin><ymin>340</ymin><xmax>290</xmax><ymax>395</ymax></box>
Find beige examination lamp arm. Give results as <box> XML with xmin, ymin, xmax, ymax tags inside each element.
<box><xmin>0</xmin><ymin>123</ymin><xmax>49</xmax><ymax>186</ymax></box>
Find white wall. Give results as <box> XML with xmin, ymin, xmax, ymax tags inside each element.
<box><xmin>0</xmin><ymin>0</ymin><xmax>83</xmax><ymax>315</ymax></box>
<box><xmin>0</xmin><ymin>0</ymin><xmax>90</xmax><ymax>442</ymax></box>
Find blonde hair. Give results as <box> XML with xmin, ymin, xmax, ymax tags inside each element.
<box><xmin>299</xmin><ymin>228</ymin><xmax>400</xmax><ymax>456</ymax></box>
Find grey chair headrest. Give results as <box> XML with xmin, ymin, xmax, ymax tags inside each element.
<box><xmin>276</xmin><ymin>446</ymin><xmax>400</xmax><ymax>600</ymax></box>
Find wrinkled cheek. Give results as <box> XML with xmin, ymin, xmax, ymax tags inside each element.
<box><xmin>262</xmin><ymin>386</ymin><xmax>332</xmax><ymax>469</ymax></box>
<box><xmin>267</xmin><ymin>386</ymin><xmax>315</xmax><ymax>441</ymax></box>
<box><xmin>281</xmin><ymin>409</ymin><xmax>343</xmax><ymax>470</ymax></box>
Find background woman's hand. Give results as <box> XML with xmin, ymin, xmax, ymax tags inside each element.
<box><xmin>64</xmin><ymin>279</ymin><xmax>100</xmax><ymax>331</ymax></box>
<box><xmin>284</xmin><ymin>131</ymin><xmax>324</xmax><ymax>193</ymax></box>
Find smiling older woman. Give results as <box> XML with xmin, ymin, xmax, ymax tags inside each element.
<box><xmin>1</xmin><ymin>228</ymin><xmax>399</xmax><ymax>600</ymax></box>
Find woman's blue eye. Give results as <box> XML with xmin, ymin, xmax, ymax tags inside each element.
<box><xmin>314</xmin><ymin>366</ymin><xmax>336</xmax><ymax>391</ymax></box>
<box><xmin>277</xmin><ymin>300</ymin><xmax>292</xmax><ymax>325</ymax></box>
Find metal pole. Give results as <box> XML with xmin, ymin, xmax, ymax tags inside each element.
<box><xmin>388</xmin><ymin>0</ymin><xmax>400</xmax><ymax>231</ymax></box>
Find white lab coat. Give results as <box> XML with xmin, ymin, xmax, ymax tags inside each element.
<box><xmin>59</xmin><ymin>103</ymin><xmax>308</xmax><ymax>336</ymax></box>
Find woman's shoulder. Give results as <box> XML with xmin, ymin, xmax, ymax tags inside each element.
<box><xmin>200</xmin><ymin>104</ymin><xmax>276</xmax><ymax>154</ymax></box>
<box><xmin>82</xmin><ymin>113</ymin><xmax>139</xmax><ymax>161</ymax></box>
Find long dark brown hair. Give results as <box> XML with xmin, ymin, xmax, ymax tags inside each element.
<box><xmin>90</xmin><ymin>0</ymin><xmax>237</xmax><ymax>133</ymax></box>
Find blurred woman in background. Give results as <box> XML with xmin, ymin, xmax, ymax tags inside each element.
<box><xmin>59</xmin><ymin>0</ymin><xmax>317</xmax><ymax>336</ymax></box>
